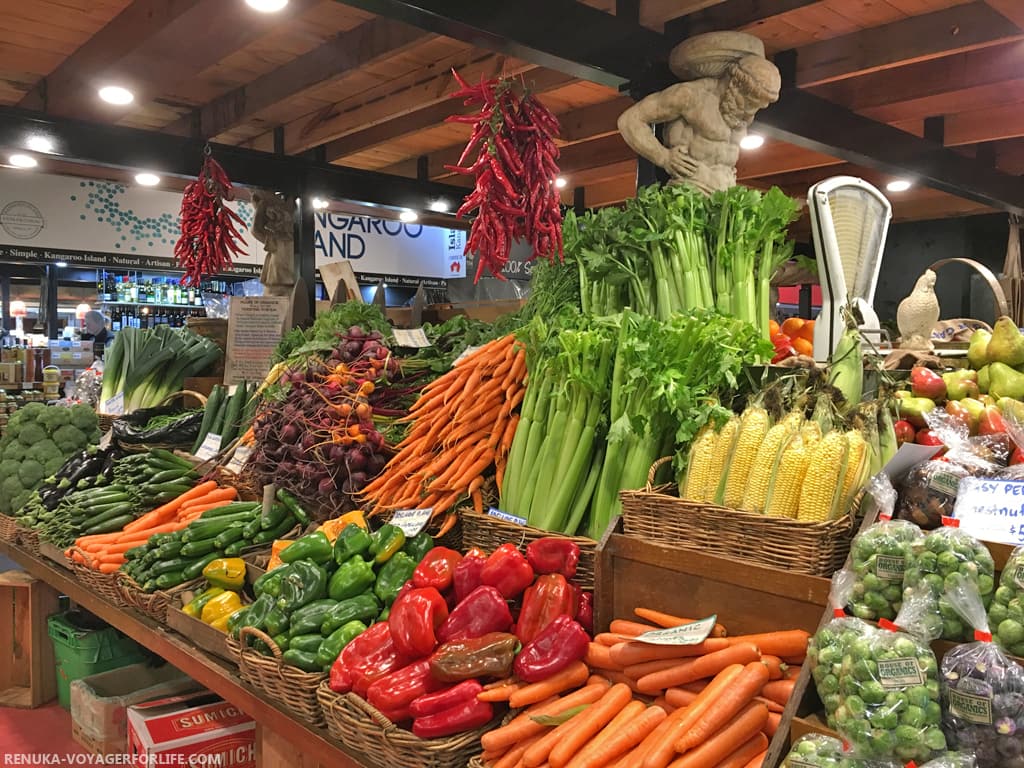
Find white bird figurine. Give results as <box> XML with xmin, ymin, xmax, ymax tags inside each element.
<box><xmin>897</xmin><ymin>269</ymin><xmax>940</xmax><ymax>351</ymax></box>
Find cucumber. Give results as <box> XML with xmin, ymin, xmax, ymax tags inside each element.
<box><xmin>208</xmin><ymin>387</ymin><xmax>229</xmax><ymax>439</ymax></box>
<box><xmin>81</xmin><ymin>504</ymin><xmax>136</xmax><ymax>529</ymax></box>
<box><xmin>147</xmin><ymin>448</ymin><xmax>194</xmax><ymax>469</ymax></box>
<box><xmin>147</xmin><ymin>468</ymin><xmax>195</xmax><ymax>485</ymax></box>
<box><xmin>83</xmin><ymin>514</ymin><xmax>136</xmax><ymax>535</ymax></box>
<box><xmin>193</xmin><ymin>385</ymin><xmax>225</xmax><ymax>454</ymax></box>
<box><xmin>220</xmin><ymin>382</ymin><xmax>247</xmax><ymax>446</ymax></box>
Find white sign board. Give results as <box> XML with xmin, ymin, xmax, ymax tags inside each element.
<box><xmin>952</xmin><ymin>477</ymin><xmax>1024</xmax><ymax>545</ymax></box>
<box><xmin>632</xmin><ymin>615</ymin><xmax>719</xmax><ymax>646</ymax></box>
<box><xmin>224</xmin><ymin>296</ymin><xmax>291</xmax><ymax>385</ymax></box>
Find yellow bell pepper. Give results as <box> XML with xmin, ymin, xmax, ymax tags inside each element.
<box><xmin>318</xmin><ymin>510</ymin><xmax>367</xmax><ymax>543</ymax></box>
<box><xmin>200</xmin><ymin>590</ymin><xmax>243</xmax><ymax>625</ymax></box>
<box><xmin>210</xmin><ymin>606</ymin><xmax>246</xmax><ymax>633</ymax></box>
<box><xmin>182</xmin><ymin>586</ymin><xmax>225</xmax><ymax>618</ymax></box>
<box><xmin>201</xmin><ymin>558</ymin><xmax>246</xmax><ymax>591</ymax></box>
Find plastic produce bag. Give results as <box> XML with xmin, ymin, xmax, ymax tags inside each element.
<box><xmin>903</xmin><ymin>526</ymin><xmax>996</xmax><ymax>641</ymax></box>
<box><xmin>112</xmin><ymin>405</ymin><xmax>204</xmax><ymax>447</ymax></box>
<box><xmin>942</xmin><ymin>573</ymin><xmax>1024</xmax><ymax>768</ymax></box>
<box><xmin>850</xmin><ymin>475</ymin><xmax>923</xmax><ymax>622</ymax></box>
<box><xmin>834</xmin><ymin>583</ymin><xmax>947</xmax><ymax>763</ymax></box>
<box><xmin>781</xmin><ymin>734</ymin><xmax>844</xmax><ymax>767</ymax></box>
<box><xmin>989</xmin><ymin>545</ymin><xmax>1024</xmax><ymax>657</ymax></box>
<box><xmin>916</xmin><ymin>754</ymin><xmax>977</xmax><ymax>768</ymax></box>
<box><xmin>809</xmin><ymin>570</ymin><xmax>879</xmax><ymax>728</ymax></box>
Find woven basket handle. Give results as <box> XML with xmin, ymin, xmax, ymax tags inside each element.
<box><xmin>927</xmin><ymin>257</ymin><xmax>1009</xmax><ymax>319</ymax></box>
<box><xmin>646</xmin><ymin>457</ymin><xmax>674</xmax><ymax>491</ymax></box>
<box><xmin>67</xmin><ymin>545</ymin><xmax>95</xmax><ymax>569</ymax></box>
<box><xmin>238</xmin><ymin>625</ymin><xmax>283</xmax><ymax>662</ymax></box>
<box><xmin>158</xmin><ymin>389</ymin><xmax>209</xmax><ymax>408</ymax></box>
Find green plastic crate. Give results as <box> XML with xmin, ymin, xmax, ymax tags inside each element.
<box><xmin>47</xmin><ymin>611</ymin><xmax>147</xmax><ymax>709</ymax></box>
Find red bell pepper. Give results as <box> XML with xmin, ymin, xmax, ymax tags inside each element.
<box><xmin>513</xmin><ymin>614</ymin><xmax>590</xmax><ymax>683</ymax></box>
<box><xmin>525</xmin><ymin>538</ymin><xmax>579</xmax><ymax>580</ymax></box>
<box><xmin>366</xmin><ymin>659</ymin><xmax>443</xmax><ymax>713</ymax></box>
<box><xmin>411</xmin><ymin>698</ymin><xmax>494</xmax><ymax>739</ymax></box>
<box><xmin>413</xmin><ymin>547</ymin><xmax>463</xmax><ymax>591</ymax></box>
<box><xmin>388</xmin><ymin>587</ymin><xmax>449</xmax><ymax>659</ymax></box>
<box><xmin>378</xmin><ymin>705</ymin><xmax>412</xmax><ymax>724</ymax></box>
<box><xmin>575</xmin><ymin>590</ymin><xmax>594</xmax><ymax>635</ymax></box>
<box><xmin>453</xmin><ymin>548</ymin><xmax>487</xmax><ymax>602</ymax></box>
<box><xmin>409</xmin><ymin>679</ymin><xmax>483</xmax><ymax>718</ymax></box>
<box><xmin>515</xmin><ymin>573</ymin><xmax>575</xmax><ymax>644</ymax></box>
<box><xmin>438</xmin><ymin>585</ymin><xmax>513</xmax><ymax>643</ymax></box>
<box><xmin>480</xmin><ymin>543</ymin><xmax>534</xmax><ymax>599</ymax></box>
<box><xmin>329</xmin><ymin>622</ymin><xmax>409</xmax><ymax>694</ymax></box>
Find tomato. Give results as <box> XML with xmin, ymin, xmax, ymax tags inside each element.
<box><xmin>781</xmin><ymin>317</ymin><xmax>806</xmax><ymax>339</ymax></box>
<box><xmin>771</xmin><ymin>333</ymin><xmax>792</xmax><ymax>349</ymax></box>
<box><xmin>796</xmin><ymin>319</ymin><xmax>815</xmax><ymax>343</ymax></box>
<box><xmin>792</xmin><ymin>337</ymin><xmax>814</xmax><ymax>357</ymax></box>
<box><xmin>768</xmin><ymin>319</ymin><xmax>781</xmax><ymax>338</ymax></box>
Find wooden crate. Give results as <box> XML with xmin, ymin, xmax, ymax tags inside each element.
<box><xmin>39</xmin><ymin>540</ymin><xmax>72</xmax><ymax>570</ymax></box>
<box><xmin>0</xmin><ymin>571</ymin><xmax>60</xmax><ymax>708</ymax></box>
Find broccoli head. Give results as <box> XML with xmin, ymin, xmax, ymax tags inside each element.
<box><xmin>11</xmin><ymin>490</ymin><xmax>31</xmax><ymax>513</ymax></box>
<box><xmin>0</xmin><ymin>475</ymin><xmax>23</xmax><ymax>514</ymax></box>
<box><xmin>52</xmin><ymin>425</ymin><xmax>89</xmax><ymax>454</ymax></box>
<box><xmin>16</xmin><ymin>423</ymin><xmax>47</xmax><ymax>447</ymax></box>
<box><xmin>27</xmin><ymin>439</ymin><xmax>59</xmax><ymax>464</ymax></box>
<box><xmin>69</xmin><ymin>404</ymin><xmax>99</xmax><ymax>432</ymax></box>
<box><xmin>17</xmin><ymin>460</ymin><xmax>45</xmax><ymax>490</ymax></box>
<box><xmin>3</xmin><ymin>441</ymin><xmax>21</xmax><ymax>462</ymax></box>
<box><xmin>0</xmin><ymin>459</ymin><xmax>18</xmax><ymax>482</ymax></box>
<box><xmin>44</xmin><ymin>456</ymin><xmax>64</xmax><ymax>476</ymax></box>
<box><xmin>37</xmin><ymin>406</ymin><xmax>70</xmax><ymax>431</ymax></box>
<box><xmin>16</xmin><ymin>403</ymin><xmax>46</xmax><ymax>422</ymax></box>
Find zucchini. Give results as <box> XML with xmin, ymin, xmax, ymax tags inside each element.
<box><xmin>153</xmin><ymin>571</ymin><xmax>188</xmax><ymax>590</ymax></box>
<box><xmin>198</xmin><ymin>502</ymin><xmax>260</xmax><ymax>520</ymax></box>
<box><xmin>147</xmin><ymin>468</ymin><xmax>195</xmax><ymax>485</ymax></box>
<box><xmin>208</xmin><ymin>386</ymin><xmax>230</xmax><ymax>439</ymax></box>
<box><xmin>149</xmin><ymin>557</ymin><xmax>198</xmax><ymax>576</ymax></box>
<box><xmin>181</xmin><ymin>512</ymin><xmax>259</xmax><ymax>542</ymax></box>
<box><xmin>153</xmin><ymin>541</ymin><xmax>183</xmax><ymax>559</ymax></box>
<box><xmin>147</xmin><ymin>448</ymin><xmax>194</xmax><ymax>469</ymax></box>
<box><xmin>193</xmin><ymin>385</ymin><xmax>225</xmax><ymax>454</ymax></box>
<box><xmin>220</xmin><ymin>382</ymin><xmax>247</xmax><ymax>446</ymax></box>
<box><xmin>182</xmin><ymin>553</ymin><xmax>222</xmax><ymax>581</ymax></box>
<box><xmin>213</xmin><ymin>523</ymin><xmax>246</xmax><ymax>549</ymax></box>
<box><xmin>83</xmin><ymin>514</ymin><xmax>135</xmax><ymax>535</ymax></box>
<box><xmin>179</xmin><ymin>538</ymin><xmax>219</xmax><ymax>558</ymax></box>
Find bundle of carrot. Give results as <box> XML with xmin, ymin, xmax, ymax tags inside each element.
<box><xmin>361</xmin><ymin>334</ymin><xmax>526</xmax><ymax>532</ymax></box>
<box><xmin>477</xmin><ymin>607</ymin><xmax>807</xmax><ymax>768</ymax></box>
<box><xmin>66</xmin><ymin>481</ymin><xmax>238</xmax><ymax>573</ymax></box>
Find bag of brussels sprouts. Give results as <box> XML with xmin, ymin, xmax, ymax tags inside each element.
<box><xmin>942</xmin><ymin>572</ymin><xmax>1024</xmax><ymax>768</ymax></box>
<box><xmin>903</xmin><ymin>526</ymin><xmax>996</xmax><ymax>641</ymax></box>
<box><xmin>988</xmin><ymin>545</ymin><xmax>1024</xmax><ymax>657</ymax></box>
<box><xmin>916</xmin><ymin>754</ymin><xmax>978</xmax><ymax>768</ymax></box>
<box><xmin>851</xmin><ymin>476</ymin><xmax>924</xmax><ymax>622</ymax></box>
<box><xmin>781</xmin><ymin>734</ymin><xmax>844</xmax><ymax>768</ymax></box>
<box><xmin>834</xmin><ymin>583</ymin><xmax>947</xmax><ymax>764</ymax></box>
<box><xmin>810</xmin><ymin>570</ymin><xmax>879</xmax><ymax>728</ymax></box>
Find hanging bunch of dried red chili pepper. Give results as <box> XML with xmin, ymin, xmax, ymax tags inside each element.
<box><xmin>174</xmin><ymin>147</ymin><xmax>247</xmax><ymax>286</ymax></box>
<box><xmin>445</xmin><ymin>69</ymin><xmax>563</xmax><ymax>282</ymax></box>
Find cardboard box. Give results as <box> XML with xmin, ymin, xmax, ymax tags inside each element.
<box><xmin>48</xmin><ymin>340</ymin><xmax>94</xmax><ymax>368</ymax></box>
<box><xmin>128</xmin><ymin>691</ymin><xmax>256</xmax><ymax>768</ymax></box>
<box><xmin>0</xmin><ymin>361</ymin><xmax>23</xmax><ymax>385</ymax></box>
<box><xmin>71</xmin><ymin>662</ymin><xmax>198</xmax><ymax>756</ymax></box>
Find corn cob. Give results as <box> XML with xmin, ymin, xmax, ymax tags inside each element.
<box><xmin>740</xmin><ymin>420</ymin><xmax>797</xmax><ymax>513</ymax></box>
<box><xmin>708</xmin><ymin>416</ymin><xmax>740</xmax><ymax>505</ymax></box>
<box><xmin>797</xmin><ymin>431</ymin><xmax>850</xmax><ymax>522</ymax></box>
<box><xmin>764</xmin><ymin>433</ymin><xmax>812</xmax><ymax>519</ymax></box>
<box><xmin>877</xmin><ymin>401</ymin><xmax>898</xmax><ymax>467</ymax></box>
<box><xmin>723</xmin><ymin>407</ymin><xmax>770</xmax><ymax>508</ymax></box>
<box><xmin>829</xmin><ymin>325</ymin><xmax>863</xmax><ymax>411</ymax></box>
<box><xmin>800</xmin><ymin>420</ymin><xmax>823</xmax><ymax>449</ymax></box>
<box><xmin>838</xmin><ymin>429</ymin><xmax>869</xmax><ymax>513</ymax></box>
<box><xmin>681</xmin><ymin>426</ymin><xmax>716</xmax><ymax>502</ymax></box>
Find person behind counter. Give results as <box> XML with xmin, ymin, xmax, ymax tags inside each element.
<box><xmin>82</xmin><ymin>310</ymin><xmax>110</xmax><ymax>357</ymax></box>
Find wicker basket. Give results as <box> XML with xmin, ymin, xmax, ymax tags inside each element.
<box><xmin>620</xmin><ymin>458</ymin><xmax>855</xmax><ymax>577</ymax></box>
<box><xmin>0</xmin><ymin>514</ymin><xmax>18</xmax><ymax>543</ymax></box>
<box><xmin>460</xmin><ymin>508</ymin><xmax>597</xmax><ymax>590</ymax></box>
<box><xmin>116</xmin><ymin>573</ymin><xmax>201</xmax><ymax>623</ymax></box>
<box><xmin>68</xmin><ymin>547</ymin><xmax>125</xmax><ymax>605</ymax></box>
<box><xmin>15</xmin><ymin>524</ymin><xmax>40</xmax><ymax>556</ymax></box>
<box><xmin>468</xmin><ymin>758</ymin><xmax>486</xmax><ymax>768</ymax></box>
<box><xmin>317</xmin><ymin>683</ymin><xmax>492</xmax><ymax>768</ymax></box>
<box><xmin>228</xmin><ymin>627</ymin><xmax>325</xmax><ymax>727</ymax></box>
<box><xmin>97</xmin><ymin>414</ymin><xmax>116</xmax><ymax>433</ymax></box>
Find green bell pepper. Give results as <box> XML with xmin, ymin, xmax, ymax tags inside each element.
<box><xmin>328</xmin><ymin>556</ymin><xmax>376</xmax><ymax>602</ymax></box>
<box><xmin>280</xmin><ymin>531</ymin><xmax>333</xmax><ymax>565</ymax></box>
<box><xmin>402</xmin><ymin>532</ymin><xmax>434</xmax><ymax>563</ymax></box>
<box><xmin>227</xmin><ymin>606</ymin><xmax>250</xmax><ymax>636</ymax></box>
<box><xmin>271</xmin><ymin>633</ymin><xmax>290</xmax><ymax>652</ymax></box>
<box><xmin>276</xmin><ymin>488</ymin><xmax>310</xmax><ymax>526</ymax></box>
<box><xmin>281</xmin><ymin>649</ymin><xmax>321</xmax><ymax>672</ymax></box>
<box><xmin>369</xmin><ymin>524</ymin><xmax>405</xmax><ymax>564</ymax></box>
<box><xmin>333</xmin><ymin>524</ymin><xmax>372</xmax><ymax>564</ymax></box>
<box><xmin>287</xmin><ymin>599</ymin><xmax>339</xmax><ymax>637</ymax></box>
<box><xmin>253</xmin><ymin>564</ymin><xmax>291</xmax><ymax>598</ymax></box>
<box><xmin>289</xmin><ymin>633</ymin><xmax>326</xmax><ymax>654</ymax></box>
<box><xmin>316</xmin><ymin>620</ymin><xmax>368</xmax><ymax>670</ymax></box>
<box><xmin>233</xmin><ymin>592</ymin><xmax>275</xmax><ymax>637</ymax></box>
<box><xmin>374</xmin><ymin>552</ymin><xmax>417</xmax><ymax>606</ymax></box>
<box><xmin>277</xmin><ymin>560</ymin><xmax>328</xmax><ymax>612</ymax></box>
<box><xmin>264</xmin><ymin>605</ymin><xmax>290</xmax><ymax>637</ymax></box>
<box><xmin>321</xmin><ymin>593</ymin><xmax>382</xmax><ymax>635</ymax></box>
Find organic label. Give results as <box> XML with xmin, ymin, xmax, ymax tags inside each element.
<box><xmin>103</xmin><ymin>392</ymin><xmax>124</xmax><ymax>416</ymax></box>
<box><xmin>390</xmin><ymin>508</ymin><xmax>432</xmax><ymax>537</ymax></box>
<box><xmin>195</xmin><ymin>433</ymin><xmax>222</xmax><ymax>461</ymax></box>
<box><xmin>633</xmin><ymin>615</ymin><xmax>718</xmax><ymax>646</ymax></box>
<box><xmin>877</xmin><ymin>657</ymin><xmax>924</xmax><ymax>689</ymax></box>
<box><xmin>392</xmin><ymin>328</ymin><xmax>431</xmax><ymax>348</ymax></box>
<box><xmin>1015</xmin><ymin>564</ymin><xmax>1024</xmax><ymax>591</ymax></box>
<box><xmin>875</xmin><ymin>555</ymin><xmax>906</xmax><ymax>582</ymax></box>
<box><xmin>948</xmin><ymin>680</ymin><xmax>993</xmax><ymax>725</ymax></box>
<box><xmin>226</xmin><ymin>444</ymin><xmax>253</xmax><ymax>475</ymax></box>
<box><xmin>487</xmin><ymin>507</ymin><xmax>527</xmax><ymax>526</ymax></box>
<box><xmin>929</xmin><ymin>471</ymin><xmax>961</xmax><ymax>497</ymax></box>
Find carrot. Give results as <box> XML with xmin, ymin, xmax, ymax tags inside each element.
<box><xmin>610</xmin><ymin>620</ymin><xmax>657</xmax><ymax>637</ymax></box>
<box><xmin>179</xmin><ymin>487</ymin><xmax>236</xmax><ymax>509</ymax></box>
<box><xmin>586</xmin><ymin>643</ymin><xmax>622</xmax><ymax>670</ymax></box>
<box><xmin>98</xmin><ymin>562</ymin><xmax>121</xmax><ymax>574</ymax></box>
<box><xmin>599</xmin><ymin>670</ymin><xmax>645</xmax><ymax>695</ymax></box>
<box><xmin>760</xmin><ymin>678</ymin><xmax>796</xmax><ymax>706</ymax></box>
<box><xmin>548</xmin><ymin>683</ymin><xmax>633</xmax><ymax>768</ymax></box>
<box><xmin>753</xmin><ymin>696</ymin><xmax>784</xmax><ymax>714</ymax></box>
<box><xmin>783</xmin><ymin>665</ymin><xmax>802</xmax><ymax>680</ymax></box>
<box><xmin>623</xmin><ymin>658</ymin><xmax>692</xmax><ymax>680</ymax></box>
<box><xmin>620</xmin><ymin>705</ymin><xmax>679</xmax><ymax>768</ymax></box>
<box><xmin>651</xmin><ymin>697</ymin><xmax>674</xmax><ymax>714</ymax></box>
<box><xmin>525</xmin><ymin>711</ymin><xmax>585</xmax><ymax>768</ymax></box>
<box><xmin>123</xmin><ymin>480</ymin><xmax>217</xmax><ymax>531</ymax></box>
<box><xmin>760</xmin><ymin>655</ymin><xmax>785</xmax><ymax>681</ymax></box>
<box><xmin>725</xmin><ymin>630</ymin><xmax>809</xmax><ymax>658</ymax></box>
<box><xmin>563</xmin><ymin>700</ymin><xmax>646</xmax><ymax>768</ymax></box>
<box><xmin>781</xmin><ymin>653</ymin><xmax>806</xmax><ymax>665</ymax></box>
<box><xmin>596</xmin><ymin>633</ymin><xmax>630</xmax><ymax>647</ymax></box>
<box><xmin>667</xmin><ymin>703</ymin><xmax>768</xmax><ymax>768</ymax></box>
<box><xmin>674</xmin><ymin>661</ymin><xmax>769</xmax><ymax>752</ymax></box>
<box><xmin>718</xmin><ymin>734</ymin><xmax>769</xmax><ymax>768</ymax></box>
<box><xmin>636</xmin><ymin>643</ymin><xmax>761</xmax><ymax>693</ymax></box>
<box><xmin>177</xmin><ymin>500</ymin><xmax>232</xmax><ymax>520</ymax></box>
<box><xmin>641</xmin><ymin>665</ymin><xmax>744</xmax><ymax>768</ymax></box>
<box><xmin>510</xmin><ymin>661</ymin><xmax>589</xmax><ymax>708</ymax></box>
<box><xmin>741</xmin><ymin>751</ymin><xmax>768</xmax><ymax>768</ymax></box>
<box><xmin>494</xmin><ymin>733</ymin><xmax>544</xmax><ymax>768</ymax></box>
<box><xmin>633</xmin><ymin>609</ymin><xmax>727</xmax><ymax>638</ymax></box>
<box><xmin>609</xmin><ymin>638</ymin><xmax>731</xmax><ymax>667</ymax></box>
<box><xmin>763</xmin><ymin>711</ymin><xmax>781</xmax><ymax>737</ymax></box>
<box><xmin>588</xmin><ymin>674</ymin><xmax>610</xmax><ymax>686</ymax></box>
<box><xmin>663</xmin><ymin>688</ymin><xmax>698</xmax><ymax>709</ymax></box>
<box><xmin>113</xmin><ymin>521</ymin><xmax>184</xmax><ymax>542</ymax></box>
<box><xmin>481</xmin><ymin>684</ymin><xmax>608</xmax><ymax>753</ymax></box>
<box><xmin>566</xmin><ymin>700</ymin><xmax>659</xmax><ymax>768</ymax></box>
<box><xmin>679</xmin><ymin>680</ymin><xmax>710</xmax><ymax>693</ymax></box>
<box><xmin>479</xmin><ymin>683</ymin><xmax>524</xmax><ymax>702</ymax></box>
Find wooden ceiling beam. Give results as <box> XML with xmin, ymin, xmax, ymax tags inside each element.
<box><xmin>736</xmin><ymin>141</ymin><xmax>843</xmax><ymax>180</ymax></box>
<box><xmin>794</xmin><ymin>1</ymin><xmax>1024</xmax><ymax>87</ymax></box>
<box><xmin>162</xmin><ymin>17</ymin><xmax>431</xmax><ymax>140</ymax></box>
<box><xmin>986</xmin><ymin>0</ymin><xmax>1024</xmax><ymax>28</ymax></box>
<box><xmin>577</xmin><ymin>174</ymin><xmax>637</xmax><ymax>208</ymax></box>
<box><xmin>19</xmin><ymin>0</ymin><xmax>319</xmax><ymax>122</ymax></box>
<box><xmin>663</xmin><ymin>0</ymin><xmax>819</xmax><ymax>38</ymax></box>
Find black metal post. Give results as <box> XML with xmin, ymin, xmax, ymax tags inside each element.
<box><xmin>799</xmin><ymin>284</ymin><xmax>812</xmax><ymax>320</ymax></box>
<box><xmin>1</xmin><ymin>273</ymin><xmax>9</xmax><ymax>333</ymax></box>
<box><xmin>44</xmin><ymin>265</ymin><xmax>59</xmax><ymax>339</ymax></box>
<box><xmin>573</xmin><ymin>186</ymin><xmax>586</xmax><ymax>214</ymax></box>
<box><xmin>294</xmin><ymin>177</ymin><xmax>317</xmax><ymax>327</ymax></box>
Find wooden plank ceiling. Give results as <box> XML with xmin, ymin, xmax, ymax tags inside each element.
<box><xmin>1</xmin><ymin>0</ymin><xmax>1022</xmax><ymax>226</ymax></box>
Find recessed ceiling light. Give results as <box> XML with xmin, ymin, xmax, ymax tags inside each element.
<box><xmin>54</xmin><ymin>261</ymin><xmax>68</xmax><ymax>268</ymax></box>
<box><xmin>8</xmin><ymin>154</ymin><xmax>37</xmax><ymax>168</ymax></box>
<box><xmin>26</xmin><ymin>136</ymin><xmax>53</xmax><ymax>153</ymax></box>
<box><xmin>245</xmin><ymin>0</ymin><xmax>288</xmax><ymax>11</ymax></box>
<box><xmin>399</xmin><ymin>210</ymin><xmax>418</xmax><ymax>223</ymax></box>
<box><xmin>135</xmin><ymin>172</ymin><xmax>160</xmax><ymax>186</ymax></box>
<box><xmin>740</xmin><ymin>133</ymin><xmax>765</xmax><ymax>150</ymax></box>
<box><xmin>311</xmin><ymin>197</ymin><xmax>329</xmax><ymax>210</ymax></box>
<box><xmin>554</xmin><ymin>176</ymin><xmax>568</xmax><ymax>189</ymax></box>
<box><xmin>429</xmin><ymin>199</ymin><xmax>450</xmax><ymax>213</ymax></box>
<box><xmin>887</xmin><ymin>179</ymin><xmax>912</xmax><ymax>192</ymax></box>
<box><xmin>98</xmin><ymin>85</ymin><xmax>134</xmax><ymax>105</ymax></box>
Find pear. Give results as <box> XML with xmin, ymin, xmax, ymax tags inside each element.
<box><xmin>967</xmin><ymin>329</ymin><xmax>992</xmax><ymax>370</ymax></box>
<box><xmin>987</xmin><ymin>362</ymin><xmax>1024</xmax><ymax>400</ymax></box>
<box><xmin>987</xmin><ymin>317</ymin><xmax>1024</xmax><ymax>366</ymax></box>
<box><xmin>978</xmin><ymin>365</ymin><xmax>991</xmax><ymax>394</ymax></box>
<box><xmin>998</xmin><ymin>396</ymin><xmax>1024</xmax><ymax>424</ymax></box>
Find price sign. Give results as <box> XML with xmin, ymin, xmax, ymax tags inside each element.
<box><xmin>393</xmin><ymin>328</ymin><xmax>431</xmax><ymax>348</ymax></box>
<box><xmin>452</xmin><ymin>345</ymin><xmax>482</xmax><ymax>367</ymax></box>
<box><xmin>952</xmin><ymin>477</ymin><xmax>1024</xmax><ymax>545</ymax></box>
<box><xmin>226</xmin><ymin>444</ymin><xmax>253</xmax><ymax>475</ymax></box>
<box><xmin>103</xmin><ymin>392</ymin><xmax>124</xmax><ymax>416</ymax></box>
<box><xmin>487</xmin><ymin>507</ymin><xmax>527</xmax><ymax>526</ymax></box>
<box><xmin>390</xmin><ymin>508</ymin><xmax>433</xmax><ymax>537</ymax></box>
<box><xmin>195</xmin><ymin>433</ymin><xmax>222</xmax><ymax>461</ymax></box>
<box><xmin>632</xmin><ymin>615</ymin><xmax>719</xmax><ymax>646</ymax></box>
